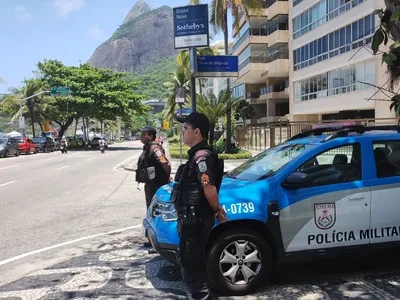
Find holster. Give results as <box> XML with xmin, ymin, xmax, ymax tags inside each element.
<box><xmin>177</xmin><ymin>207</ymin><xmax>205</xmax><ymax>271</ymax></box>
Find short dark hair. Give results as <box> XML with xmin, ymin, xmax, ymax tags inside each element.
<box><xmin>176</xmin><ymin>112</ymin><xmax>210</xmax><ymax>139</ymax></box>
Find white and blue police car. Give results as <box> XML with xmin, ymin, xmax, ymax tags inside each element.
<box><xmin>143</xmin><ymin>125</ymin><xmax>400</xmax><ymax>295</ymax></box>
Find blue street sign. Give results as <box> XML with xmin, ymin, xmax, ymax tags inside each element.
<box><xmin>175</xmin><ymin>107</ymin><xmax>192</xmax><ymax>116</ymax></box>
<box><xmin>196</xmin><ymin>55</ymin><xmax>239</xmax><ymax>77</ymax></box>
<box><xmin>173</xmin><ymin>4</ymin><xmax>209</xmax><ymax>49</ymax></box>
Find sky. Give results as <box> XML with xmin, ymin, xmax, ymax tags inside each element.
<box><xmin>0</xmin><ymin>0</ymin><xmax>232</xmax><ymax>94</ymax></box>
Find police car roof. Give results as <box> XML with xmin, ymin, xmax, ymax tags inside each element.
<box><xmin>286</xmin><ymin>125</ymin><xmax>400</xmax><ymax>145</ymax></box>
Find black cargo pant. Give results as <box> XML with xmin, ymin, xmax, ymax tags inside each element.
<box><xmin>178</xmin><ymin>212</ymin><xmax>215</xmax><ymax>300</ymax></box>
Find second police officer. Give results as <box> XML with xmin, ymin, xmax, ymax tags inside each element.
<box><xmin>172</xmin><ymin>112</ymin><xmax>228</xmax><ymax>300</ymax></box>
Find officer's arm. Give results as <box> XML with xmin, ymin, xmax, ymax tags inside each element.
<box><xmin>196</xmin><ymin>157</ymin><xmax>219</xmax><ymax>213</ymax></box>
<box><xmin>153</xmin><ymin>148</ymin><xmax>172</xmax><ymax>177</ymax></box>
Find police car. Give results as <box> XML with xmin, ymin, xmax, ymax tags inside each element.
<box><xmin>143</xmin><ymin>125</ymin><xmax>400</xmax><ymax>295</ymax></box>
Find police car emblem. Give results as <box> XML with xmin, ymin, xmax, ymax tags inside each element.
<box><xmin>314</xmin><ymin>203</ymin><xmax>336</xmax><ymax>230</ymax></box>
<box><xmin>198</xmin><ymin>161</ymin><xmax>207</xmax><ymax>172</ymax></box>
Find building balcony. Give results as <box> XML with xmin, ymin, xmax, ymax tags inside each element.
<box><xmin>261</xmin><ymin>52</ymin><xmax>289</xmax><ymax>78</ymax></box>
<box><xmin>267</xmin><ymin>30</ymin><xmax>288</xmax><ymax>47</ymax></box>
<box><xmin>233</xmin><ymin>8</ymin><xmax>269</xmax><ymax>37</ymax></box>
<box><xmin>232</xmin><ymin>32</ymin><xmax>269</xmax><ymax>56</ymax></box>
<box><xmin>267</xmin><ymin>0</ymin><xmax>288</xmax><ymax>20</ymax></box>
<box><xmin>236</xmin><ymin>57</ymin><xmax>269</xmax><ymax>84</ymax></box>
<box><xmin>260</xmin><ymin>80</ymin><xmax>289</xmax><ymax>100</ymax></box>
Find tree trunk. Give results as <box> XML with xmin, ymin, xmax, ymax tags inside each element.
<box><xmin>198</xmin><ymin>78</ymin><xmax>203</xmax><ymax>95</ymax></box>
<box><xmin>223</xmin><ymin>10</ymin><xmax>232</xmax><ymax>153</ymax></box>
<box><xmin>55</xmin><ymin>118</ymin><xmax>74</xmax><ymax>139</ymax></box>
<box><xmin>27</xmin><ymin>100</ymin><xmax>36</xmax><ymax>137</ymax></box>
<box><xmin>74</xmin><ymin>118</ymin><xmax>78</xmax><ymax>138</ymax></box>
<box><xmin>39</xmin><ymin>122</ymin><xmax>44</xmax><ymax>135</ymax></box>
<box><xmin>100</xmin><ymin>120</ymin><xmax>103</xmax><ymax>135</ymax></box>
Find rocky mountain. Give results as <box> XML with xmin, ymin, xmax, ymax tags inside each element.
<box><xmin>123</xmin><ymin>0</ymin><xmax>151</xmax><ymax>24</ymax></box>
<box><xmin>88</xmin><ymin>2</ymin><xmax>179</xmax><ymax>74</ymax></box>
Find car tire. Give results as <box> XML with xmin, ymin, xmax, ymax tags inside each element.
<box><xmin>15</xmin><ymin>150</ymin><xmax>19</xmax><ymax>157</ymax></box>
<box><xmin>26</xmin><ymin>149</ymin><xmax>31</xmax><ymax>155</ymax></box>
<box><xmin>207</xmin><ymin>228</ymin><xmax>272</xmax><ymax>296</ymax></box>
<box><xmin>3</xmin><ymin>150</ymin><xmax>8</xmax><ymax>158</ymax></box>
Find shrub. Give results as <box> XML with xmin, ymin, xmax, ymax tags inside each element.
<box><xmin>168</xmin><ymin>135</ymin><xmax>180</xmax><ymax>144</ymax></box>
<box><xmin>218</xmin><ymin>151</ymin><xmax>252</xmax><ymax>160</ymax></box>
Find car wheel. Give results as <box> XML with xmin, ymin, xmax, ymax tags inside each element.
<box><xmin>207</xmin><ymin>229</ymin><xmax>272</xmax><ymax>296</ymax></box>
<box><xmin>15</xmin><ymin>150</ymin><xmax>19</xmax><ymax>156</ymax></box>
<box><xmin>34</xmin><ymin>148</ymin><xmax>38</xmax><ymax>154</ymax></box>
<box><xmin>26</xmin><ymin>149</ymin><xmax>31</xmax><ymax>155</ymax></box>
<box><xmin>3</xmin><ymin>150</ymin><xmax>8</xmax><ymax>158</ymax></box>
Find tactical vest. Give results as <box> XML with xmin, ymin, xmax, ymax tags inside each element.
<box><xmin>174</xmin><ymin>144</ymin><xmax>224</xmax><ymax>215</ymax></box>
<box><xmin>136</xmin><ymin>141</ymin><xmax>169</xmax><ymax>185</ymax></box>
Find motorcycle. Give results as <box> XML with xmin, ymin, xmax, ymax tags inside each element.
<box><xmin>99</xmin><ymin>141</ymin><xmax>105</xmax><ymax>153</ymax></box>
<box><xmin>60</xmin><ymin>142</ymin><xmax>67</xmax><ymax>154</ymax></box>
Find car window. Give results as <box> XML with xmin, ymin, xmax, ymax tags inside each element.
<box><xmin>295</xmin><ymin>143</ymin><xmax>362</xmax><ymax>186</ymax></box>
<box><xmin>227</xmin><ymin>143</ymin><xmax>316</xmax><ymax>181</ymax></box>
<box><xmin>373</xmin><ymin>140</ymin><xmax>400</xmax><ymax>178</ymax></box>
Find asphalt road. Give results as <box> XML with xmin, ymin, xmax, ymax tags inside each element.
<box><xmin>0</xmin><ymin>141</ymin><xmax>145</xmax><ymax>265</ymax></box>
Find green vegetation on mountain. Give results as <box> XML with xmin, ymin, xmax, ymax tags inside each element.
<box><xmin>109</xmin><ymin>6</ymin><xmax>171</xmax><ymax>42</ymax></box>
<box><xmin>133</xmin><ymin>56</ymin><xmax>176</xmax><ymax>99</ymax></box>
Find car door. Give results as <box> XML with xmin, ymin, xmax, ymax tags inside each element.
<box><xmin>369</xmin><ymin>139</ymin><xmax>400</xmax><ymax>244</ymax></box>
<box><xmin>277</xmin><ymin>142</ymin><xmax>371</xmax><ymax>252</ymax></box>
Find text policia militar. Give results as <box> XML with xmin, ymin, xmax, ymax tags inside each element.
<box><xmin>308</xmin><ymin>226</ymin><xmax>400</xmax><ymax>245</ymax></box>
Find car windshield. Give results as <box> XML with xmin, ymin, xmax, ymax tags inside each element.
<box><xmin>0</xmin><ymin>138</ymin><xmax>7</xmax><ymax>144</ymax></box>
<box><xmin>227</xmin><ymin>143</ymin><xmax>316</xmax><ymax>181</ymax></box>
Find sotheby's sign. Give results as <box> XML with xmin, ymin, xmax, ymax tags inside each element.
<box><xmin>173</xmin><ymin>4</ymin><xmax>209</xmax><ymax>49</ymax></box>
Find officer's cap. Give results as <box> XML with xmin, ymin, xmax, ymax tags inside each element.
<box><xmin>141</xmin><ymin>126</ymin><xmax>156</xmax><ymax>136</ymax></box>
<box><xmin>176</xmin><ymin>112</ymin><xmax>210</xmax><ymax>135</ymax></box>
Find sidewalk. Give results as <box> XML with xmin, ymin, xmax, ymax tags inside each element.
<box><xmin>124</xmin><ymin>140</ymin><xmax>246</xmax><ymax>175</ymax></box>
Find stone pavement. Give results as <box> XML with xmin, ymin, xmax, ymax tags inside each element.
<box><xmin>2</xmin><ymin>231</ymin><xmax>400</xmax><ymax>299</ymax></box>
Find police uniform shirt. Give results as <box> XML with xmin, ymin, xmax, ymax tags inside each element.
<box><xmin>190</xmin><ymin>142</ymin><xmax>216</xmax><ymax>188</ymax></box>
<box><xmin>149</xmin><ymin>144</ymin><xmax>169</xmax><ymax>166</ymax></box>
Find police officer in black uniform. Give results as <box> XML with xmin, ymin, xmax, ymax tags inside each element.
<box><xmin>136</xmin><ymin>126</ymin><xmax>171</xmax><ymax>247</ymax></box>
<box><xmin>172</xmin><ymin>112</ymin><xmax>228</xmax><ymax>300</ymax></box>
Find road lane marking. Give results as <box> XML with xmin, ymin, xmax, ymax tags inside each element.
<box><xmin>0</xmin><ymin>181</ymin><xmax>16</xmax><ymax>187</ymax></box>
<box><xmin>0</xmin><ymin>224</ymin><xmax>142</xmax><ymax>266</ymax></box>
<box><xmin>0</xmin><ymin>165</ymin><xmax>19</xmax><ymax>170</ymax></box>
<box><xmin>113</xmin><ymin>153</ymin><xmax>141</xmax><ymax>173</ymax></box>
<box><xmin>54</xmin><ymin>165</ymin><xmax>70</xmax><ymax>171</ymax></box>
<box><xmin>87</xmin><ymin>157</ymin><xmax>96</xmax><ymax>161</ymax></box>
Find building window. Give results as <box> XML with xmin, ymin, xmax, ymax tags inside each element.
<box><xmin>293</xmin><ymin>60</ymin><xmax>375</xmax><ymax>102</ymax></box>
<box><xmin>293</xmin><ymin>0</ymin><xmax>364</xmax><ymax>39</ymax></box>
<box><xmin>293</xmin><ymin>14</ymin><xmax>374</xmax><ymax>71</ymax></box>
<box><xmin>232</xmin><ymin>84</ymin><xmax>245</xmax><ymax>99</ymax></box>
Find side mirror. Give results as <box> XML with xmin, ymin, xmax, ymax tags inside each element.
<box><xmin>281</xmin><ymin>171</ymin><xmax>310</xmax><ymax>190</ymax></box>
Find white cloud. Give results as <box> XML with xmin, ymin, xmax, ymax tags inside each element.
<box><xmin>15</xmin><ymin>5</ymin><xmax>33</xmax><ymax>23</ymax></box>
<box><xmin>53</xmin><ymin>0</ymin><xmax>84</xmax><ymax>17</ymax></box>
<box><xmin>87</xmin><ymin>25</ymin><xmax>106</xmax><ymax>41</ymax></box>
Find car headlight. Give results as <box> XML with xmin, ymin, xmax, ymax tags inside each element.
<box><xmin>161</xmin><ymin>203</ymin><xmax>177</xmax><ymax>221</ymax></box>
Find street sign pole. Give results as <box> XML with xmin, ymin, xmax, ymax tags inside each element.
<box><xmin>179</xmin><ymin>103</ymin><xmax>183</xmax><ymax>165</ymax></box>
<box><xmin>190</xmin><ymin>47</ymin><xmax>197</xmax><ymax>112</ymax></box>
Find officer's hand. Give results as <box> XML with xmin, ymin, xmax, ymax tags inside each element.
<box><xmin>217</xmin><ymin>206</ymin><xmax>228</xmax><ymax>223</ymax></box>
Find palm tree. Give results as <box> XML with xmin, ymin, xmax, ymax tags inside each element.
<box><xmin>177</xmin><ymin>47</ymin><xmax>217</xmax><ymax>96</ymax></box>
<box><xmin>162</xmin><ymin>68</ymin><xmax>190</xmax><ymax>127</ymax></box>
<box><xmin>196</xmin><ymin>89</ymin><xmax>239</xmax><ymax>145</ymax></box>
<box><xmin>10</xmin><ymin>79</ymin><xmax>45</xmax><ymax>137</ymax></box>
<box><xmin>190</xmin><ymin>0</ymin><xmax>264</xmax><ymax>153</ymax></box>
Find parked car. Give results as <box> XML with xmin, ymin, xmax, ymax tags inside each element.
<box><xmin>32</xmin><ymin>137</ymin><xmax>55</xmax><ymax>153</ymax></box>
<box><xmin>90</xmin><ymin>137</ymin><xmax>108</xmax><ymax>149</ymax></box>
<box><xmin>18</xmin><ymin>137</ymin><xmax>38</xmax><ymax>155</ymax></box>
<box><xmin>144</xmin><ymin>125</ymin><xmax>400</xmax><ymax>295</ymax></box>
<box><xmin>0</xmin><ymin>137</ymin><xmax>20</xmax><ymax>157</ymax></box>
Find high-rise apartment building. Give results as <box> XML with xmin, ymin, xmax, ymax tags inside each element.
<box><xmin>289</xmin><ymin>0</ymin><xmax>395</xmax><ymax>121</ymax></box>
<box><xmin>231</xmin><ymin>0</ymin><xmax>290</xmax><ymax>125</ymax></box>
